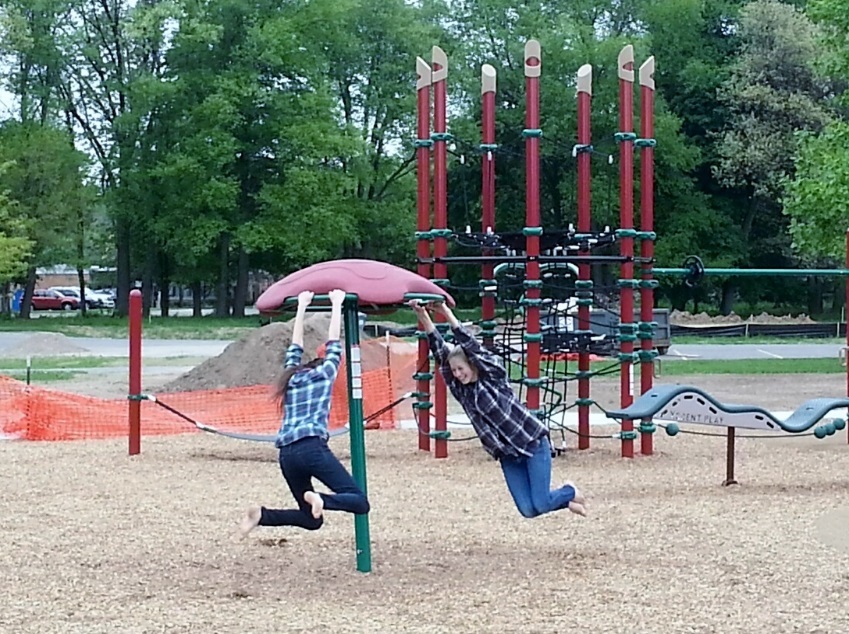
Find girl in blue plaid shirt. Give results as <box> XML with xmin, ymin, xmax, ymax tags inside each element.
<box><xmin>410</xmin><ymin>300</ymin><xmax>587</xmax><ymax>518</ymax></box>
<box><xmin>240</xmin><ymin>289</ymin><xmax>370</xmax><ymax>536</ymax></box>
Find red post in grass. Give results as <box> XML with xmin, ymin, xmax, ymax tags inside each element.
<box><xmin>524</xmin><ymin>40</ymin><xmax>542</xmax><ymax>423</ymax></box>
<box><xmin>415</xmin><ymin>56</ymin><xmax>433</xmax><ymax>453</ymax></box>
<box><xmin>638</xmin><ymin>57</ymin><xmax>656</xmax><ymax>456</ymax></box>
<box><xmin>845</xmin><ymin>229</ymin><xmax>849</xmax><ymax>444</ymax></box>
<box><xmin>129</xmin><ymin>289</ymin><xmax>142</xmax><ymax>456</ymax></box>
<box><xmin>618</xmin><ymin>45</ymin><xmax>636</xmax><ymax>459</ymax></box>
<box><xmin>432</xmin><ymin>45</ymin><xmax>449</xmax><ymax>459</ymax></box>
<box><xmin>576</xmin><ymin>63</ymin><xmax>593</xmax><ymax>450</ymax></box>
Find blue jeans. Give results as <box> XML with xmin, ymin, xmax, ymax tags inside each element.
<box><xmin>500</xmin><ymin>436</ymin><xmax>576</xmax><ymax>518</ymax></box>
<box><xmin>260</xmin><ymin>435</ymin><xmax>370</xmax><ymax>530</ymax></box>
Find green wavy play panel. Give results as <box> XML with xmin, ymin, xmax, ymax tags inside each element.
<box><xmin>605</xmin><ymin>384</ymin><xmax>849</xmax><ymax>433</ymax></box>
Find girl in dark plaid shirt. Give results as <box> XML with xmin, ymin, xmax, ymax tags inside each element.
<box><xmin>410</xmin><ymin>300</ymin><xmax>587</xmax><ymax>518</ymax></box>
<box><xmin>240</xmin><ymin>289</ymin><xmax>370</xmax><ymax>537</ymax></box>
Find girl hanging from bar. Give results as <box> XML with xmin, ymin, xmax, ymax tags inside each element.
<box><xmin>240</xmin><ymin>289</ymin><xmax>370</xmax><ymax>536</ymax></box>
<box><xmin>409</xmin><ymin>299</ymin><xmax>587</xmax><ymax>519</ymax></box>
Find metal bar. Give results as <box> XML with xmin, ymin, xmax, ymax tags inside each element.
<box><xmin>639</xmin><ymin>56</ymin><xmax>656</xmax><ymax>457</ymax></box>
<box><xmin>344</xmin><ymin>300</ymin><xmax>372</xmax><ymax>573</ymax></box>
<box><xmin>432</xmin><ymin>45</ymin><xmax>449</xmax><ymax>460</ymax></box>
<box><xmin>723</xmin><ymin>427</ymin><xmax>738</xmax><ymax>486</ymax></box>
<box><xmin>655</xmin><ymin>268</ymin><xmax>849</xmax><ymax>277</ymax></box>
<box><xmin>525</xmin><ymin>40</ymin><xmax>542</xmax><ymax>420</ymax></box>
<box><xmin>576</xmin><ymin>62</ymin><xmax>592</xmax><ymax>451</ymax></box>
<box><xmin>416</xmin><ymin>56</ymin><xmax>432</xmax><ymax>454</ymax></box>
<box><xmin>418</xmin><ymin>255</ymin><xmax>637</xmax><ymax>264</ymax></box>
<box><xmin>481</xmin><ymin>64</ymin><xmax>496</xmax><ymax>350</ymax></box>
<box><xmin>128</xmin><ymin>289</ymin><xmax>142</xmax><ymax>456</ymax></box>
<box><xmin>618</xmin><ymin>45</ymin><xmax>635</xmax><ymax>459</ymax></box>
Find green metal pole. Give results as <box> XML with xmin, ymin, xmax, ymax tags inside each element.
<box><xmin>343</xmin><ymin>298</ymin><xmax>372</xmax><ymax>573</ymax></box>
<box><xmin>654</xmin><ymin>268</ymin><xmax>849</xmax><ymax>277</ymax></box>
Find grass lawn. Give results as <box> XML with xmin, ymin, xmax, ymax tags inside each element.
<box><xmin>0</xmin><ymin>314</ymin><xmax>265</xmax><ymax>339</ymax></box>
<box><xmin>531</xmin><ymin>357</ymin><xmax>847</xmax><ymax>379</ymax></box>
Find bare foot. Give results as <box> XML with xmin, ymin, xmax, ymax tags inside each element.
<box><xmin>304</xmin><ymin>491</ymin><xmax>324</xmax><ymax>519</ymax></box>
<box><xmin>565</xmin><ymin>481</ymin><xmax>586</xmax><ymax>505</ymax></box>
<box><xmin>568</xmin><ymin>501</ymin><xmax>587</xmax><ymax>517</ymax></box>
<box><xmin>239</xmin><ymin>506</ymin><xmax>262</xmax><ymax>537</ymax></box>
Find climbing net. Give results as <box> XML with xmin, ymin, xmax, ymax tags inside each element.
<box><xmin>419</xmin><ymin>229</ymin><xmax>636</xmax><ymax>446</ymax></box>
<box><xmin>490</xmin><ymin>264</ymin><xmax>625</xmax><ymax>444</ymax></box>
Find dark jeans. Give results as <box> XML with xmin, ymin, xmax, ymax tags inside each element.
<box><xmin>260</xmin><ymin>435</ymin><xmax>370</xmax><ymax>530</ymax></box>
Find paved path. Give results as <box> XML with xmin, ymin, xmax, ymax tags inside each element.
<box><xmin>666</xmin><ymin>342</ymin><xmax>844</xmax><ymax>361</ymax></box>
<box><xmin>0</xmin><ymin>331</ymin><xmax>844</xmax><ymax>361</ymax></box>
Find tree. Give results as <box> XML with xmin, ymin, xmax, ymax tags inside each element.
<box><xmin>0</xmin><ymin>122</ymin><xmax>90</xmax><ymax>317</ymax></box>
<box><xmin>0</xmin><ymin>169</ymin><xmax>32</xmax><ymax>289</ymax></box>
<box><xmin>782</xmin><ymin>0</ymin><xmax>849</xmax><ymax>263</ymax></box>
<box><xmin>711</xmin><ymin>0</ymin><xmax>833</xmax><ymax>312</ymax></box>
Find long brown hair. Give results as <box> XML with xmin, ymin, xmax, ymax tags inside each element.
<box><xmin>272</xmin><ymin>357</ymin><xmax>324</xmax><ymax>410</ymax></box>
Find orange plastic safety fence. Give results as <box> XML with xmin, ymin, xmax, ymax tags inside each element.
<box><xmin>0</xmin><ymin>337</ymin><xmax>418</xmax><ymax>442</ymax></box>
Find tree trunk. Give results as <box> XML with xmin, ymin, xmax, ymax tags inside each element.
<box><xmin>216</xmin><ymin>233</ymin><xmax>230</xmax><ymax>317</ymax></box>
<box><xmin>806</xmin><ymin>277</ymin><xmax>824</xmax><ymax>317</ymax></box>
<box><xmin>141</xmin><ymin>239</ymin><xmax>156</xmax><ymax>319</ymax></box>
<box><xmin>159</xmin><ymin>279</ymin><xmax>170</xmax><ymax>317</ymax></box>
<box><xmin>720</xmin><ymin>280</ymin><xmax>736</xmax><ymax>316</ymax></box>
<box><xmin>192</xmin><ymin>280</ymin><xmax>203</xmax><ymax>317</ymax></box>
<box><xmin>158</xmin><ymin>250</ymin><xmax>170</xmax><ymax>317</ymax></box>
<box><xmin>834</xmin><ymin>279</ymin><xmax>845</xmax><ymax>317</ymax></box>
<box><xmin>20</xmin><ymin>267</ymin><xmax>37</xmax><ymax>319</ymax></box>
<box><xmin>1</xmin><ymin>282</ymin><xmax>10</xmax><ymax>316</ymax></box>
<box><xmin>77</xmin><ymin>266</ymin><xmax>87</xmax><ymax>316</ymax></box>
<box><xmin>232</xmin><ymin>246</ymin><xmax>249</xmax><ymax>318</ymax></box>
<box><xmin>115</xmin><ymin>216</ymin><xmax>132</xmax><ymax>316</ymax></box>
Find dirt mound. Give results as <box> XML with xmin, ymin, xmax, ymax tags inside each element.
<box><xmin>669</xmin><ymin>310</ymin><xmax>817</xmax><ymax>326</ymax></box>
<box><xmin>0</xmin><ymin>332</ymin><xmax>90</xmax><ymax>357</ymax></box>
<box><xmin>157</xmin><ymin>314</ymin><xmax>334</xmax><ymax>393</ymax></box>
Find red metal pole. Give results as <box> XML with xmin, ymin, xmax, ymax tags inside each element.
<box><xmin>618</xmin><ymin>46</ymin><xmax>635</xmax><ymax>459</ymax></box>
<box><xmin>481</xmin><ymin>64</ymin><xmax>497</xmax><ymax>350</ymax></box>
<box><xmin>576</xmin><ymin>64</ymin><xmax>592</xmax><ymax>450</ymax></box>
<box><xmin>432</xmin><ymin>45</ymin><xmax>449</xmax><ymax>459</ymax></box>
<box><xmin>845</xmin><ymin>229</ymin><xmax>848</xmax><ymax>444</ymax></box>
<box><xmin>524</xmin><ymin>40</ymin><xmax>542</xmax><ymax>421</ymax></box>
<box><xmin>128</xmin><ymin>289</ymin><xmax>142</xmax><ymax>456</ymax></box>
<box><xmin>639</xmin><ymin>57</ymin><xmax>656</xmax><ymax>456</ymax></box>
<box><xmin>415</xmin><ymin>56</ymin><xmax>432</xmax><ymax>453</ymax></box>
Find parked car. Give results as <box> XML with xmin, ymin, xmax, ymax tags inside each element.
<box><xmin>31</xmin><ymin>289</ymin><xmax>80</xmax><ymax>311</ymax></box>
<box><xmin>50</xmin><ymin>286</ymin><xmax>115</xmax><ymax>309</ymax></box>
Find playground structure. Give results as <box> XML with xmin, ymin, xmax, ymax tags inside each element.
<box><xmin>133</xmin><ymin>259</ymin><xmax>454</xmax><ymax>573</ymax></box>
<box><xmin>413</xmin><ymin>40</ymin><xmax>659</xmax><ymax>459</ymax></box>
<box><xmin>411</xmin><ymin>39</ymin><xmax>849</xmax><ymax>461</ymax></box>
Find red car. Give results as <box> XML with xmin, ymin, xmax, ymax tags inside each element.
<box><xmin>30</xmin><ymin>289</ymin><xmax>80</xmax><ymax>311</ymax></box>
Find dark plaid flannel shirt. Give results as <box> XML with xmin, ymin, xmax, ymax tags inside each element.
<box><xmin>428</xmin><ymin>325</ymin><xmax>548</xmax><ymax>460</ymax></box>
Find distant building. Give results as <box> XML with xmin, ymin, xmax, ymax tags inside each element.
<box><xmin>34</xmin><ymin>265</ymin><xmax>115</xmax><ymax>290</ymax></box>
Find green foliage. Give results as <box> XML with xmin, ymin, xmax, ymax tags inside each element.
<box><xmin>0</xmin><ymin>0</ymin><xmax>846</xmax><ymax>318</ymax></box>
<box><xmin>781</xmin><ymin>0</ymin><xmax>849</xmax><ymax>262</ymax></box>
<box><xmin>783</xmin><ymin>121</ymin><xmax>849</xmax><ymax>259</ymax></box>
<box><xmin>0</xmin><ymin>122</ymin><xmax>90</xmax><ymax>270</ymax></box>
<box><xmin>0</xmin><ymin>171</ymin><xmax>32</xmax><ymax>282</ymax></box>
<box><xmin>714</xmin><ymin>1</ymin><xmax>831</xmax><ymax>202</ymax></box>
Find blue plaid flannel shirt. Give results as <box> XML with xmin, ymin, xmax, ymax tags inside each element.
<box><xmin>275</xmin><ymin>340</ymin><xmax>343</xmax><ymax>447</ymax></box>
<box><xmin>428</xmin><ymin>325</ymin><xmax>548</xmax><ymax>460</ymax></box>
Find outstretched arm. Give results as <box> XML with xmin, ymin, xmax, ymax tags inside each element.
<box><xmin>409</xmin><ymin>299</ymin><xmax>450</xmax><ymax>366</ymax></box>
<box><xmin>433</xmin><ymin>303</ymin><xmax>507</xmax><ymax>380</ymax></box>
<box><xmin>291</xmin><ymin>290</ymin><xmax>313</xmax><ymax>348</ymax></box>
<box><xmin>327</xmin><ymin>289</ymin><xmax>345</xmax><ymax>342</ymax></box>
<box><xmin>316</xmin><ymin>289</ymin><xmax>347</xmax><ymax>380</ymax></box>
<box><xmin>285</xmin><ymin>291</ymin><xmax>314</xmax><ymax>368</ymax></box>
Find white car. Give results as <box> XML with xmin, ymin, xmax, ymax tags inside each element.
<box><xmin>50</xmin><ymin>286</ymin><xmax>115</xmax><ymax>309</ymax></box>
